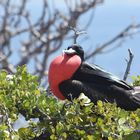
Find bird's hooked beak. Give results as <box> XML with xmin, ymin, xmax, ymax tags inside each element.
<box><xmin>63</xmin><ymin>48</ymin><xmax>76</xmax><ymax>55</ymax></box>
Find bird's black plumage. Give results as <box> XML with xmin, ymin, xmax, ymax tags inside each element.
<box><xmin>59</xmin><ymin>44</ymin><xmax>140</xmax><ymax>110</ymax></box>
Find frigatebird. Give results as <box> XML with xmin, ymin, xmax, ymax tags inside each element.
<box><xmin>48</xmin><ymin>44</ymin><xmax>140</xmax><ymax>110</ymax></box>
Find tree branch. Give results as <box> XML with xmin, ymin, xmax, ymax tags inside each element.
<box><xmin>85</xmin><ymin>23</ymin><xmax>140</xmax><ymax>60</ymax></box>
<box><xmin>123</xmin><ymin>49</ymin><xmax>134</xmax><ymax>81</ymax></box>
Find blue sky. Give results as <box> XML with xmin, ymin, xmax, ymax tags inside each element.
<box><xmin>76</xmin><ymin>0</ymin><xmax>140</xmax><ymax>82</ymax></box>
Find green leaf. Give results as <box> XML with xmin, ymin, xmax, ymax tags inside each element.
<box><xmin>50</xmin><ymin>134</ymin><xmax>57</xmax><ymax>140</ymax></box>
<box><xmin>0</xmin><ymin>70</ymin><xmax>7</xmax><ymax>80</ymax></box>
<box><xmin>118</xmin><ymin>118</ymin><xmax>126</xmax><ymax>125</ymax></box>
<box><xmin>124</xmin><ymin>132</ymin><xmax>140</xmax><ymax>140</ymax></box>
<box><xmin>97</xmin><ymin>100</ymin><xmax>103</xmax><ymax>107</ymax></box>
<box><xmin>87</xmin><ymin>135</ymin><xmax>94</xmax><ymax>140</ymax></box>
<box><xmin>108</xmin><ymin>136</ymin><xmax>113</xmax><ymax>140</ymax></box>
<box><xmin>61</xmin><ymin>132</ymin><xmax>67</xmax><ymax>139</ymax></box>
<box><xmin>23</xmin><ymin>101</ymin><xmax>30</xmax><ymax>108</ymax></box>
<box><xmin>0</xmin><ymin>125</ymin><xmax>8</xmax><ymax>130</ymax></box>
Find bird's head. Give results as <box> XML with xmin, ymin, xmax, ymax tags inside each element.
<box><xmin>63</xmin><ymin>44</ymin><xmax>84</xmax><ymax>61</ymax></box>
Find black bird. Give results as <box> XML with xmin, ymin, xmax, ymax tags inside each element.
<box><xmin>48</xmin><ymin>44</ymin><xmax>140</xmax><ymax>110</ymax></box>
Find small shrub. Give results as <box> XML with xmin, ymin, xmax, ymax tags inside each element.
<box><xmin>0</xmin><ymin>66</ymin><xmax>140</xmax><ymax>140</ymax></box>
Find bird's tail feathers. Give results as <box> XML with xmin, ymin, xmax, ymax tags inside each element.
<box><xmin>131</xmin><ymin>86</ymin><xmax>140</xmax><ymax>105</ymax></box>
<box><xmin>133</xmin><ymin>86</ymin><xmax>140</xmax><ymax>95</ymax></box>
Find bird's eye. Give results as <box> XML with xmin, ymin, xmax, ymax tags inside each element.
<box><xmin>67</xmin><ymin>46</ymin><xmax>72</xmax><ymax>50</ymax></box>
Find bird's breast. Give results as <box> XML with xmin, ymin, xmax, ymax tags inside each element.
<box><xmin>48</xmin><ymin>54</ymin><xmax>81</xmax><ymax>99</ymax></box>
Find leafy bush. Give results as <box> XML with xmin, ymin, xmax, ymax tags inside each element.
<box><xmin>0</xmin><ymin>66</ymin><xmax>140</xmax><ymax>140</ymax></box>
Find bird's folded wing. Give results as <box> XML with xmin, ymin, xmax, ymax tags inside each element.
<box><xmin>72</xmin><ymin>62</ymin><xmax>133</xmax><ymax>90</ymax></box>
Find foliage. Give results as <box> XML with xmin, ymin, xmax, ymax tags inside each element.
<box><xmin>132</xmin><ymin>75</ymin><xmax>140</xmax><ymax>86</ymax></box>
<box><xmin>0</xmin><ymin>66</ymin><xmax>140</xmax><ymax>140</ymax></box>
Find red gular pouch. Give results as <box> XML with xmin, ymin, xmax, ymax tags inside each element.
<box><xmin>48</xmin><ymin>53</ymin><xmax>81</xmax><ymax>100</ymax></box>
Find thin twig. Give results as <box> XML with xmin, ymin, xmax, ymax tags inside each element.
<box><xmin>0</xmin><ymin>104</ymin><xmax>16</xmax><ymax>138</ymax></box>
<box><xmin>123</xmin><ymin>49</ymin><xmax>134</xmax><ymax>81</ymax></box>
<box><xmin>85</xmin><ymin>23</ymin><xmax>140</xmax><ymax>60</ymax></box>
<box><xmin>68</xmin><ymin>26</ymin><xmax>87</xmax><ymax>44</ymax></box>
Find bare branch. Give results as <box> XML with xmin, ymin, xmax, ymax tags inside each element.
<box><xmin>69</xmin><ymin>26</ymin><xmax>87</xmax><ymax>43</ymax></box>
<box><xmin>85</xmin><ymin>23</ymin><xmax>140</xmax><ymax>60</ymax></box>
<box><xmin>0</xmin><ymin>104</ymin><xmax>15</xmax><ymax>137</ymax></box>
<box><xmin>123</xmin><ymin>49</ymin><xmax>134</xmax><ymax>81</ymax></box>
